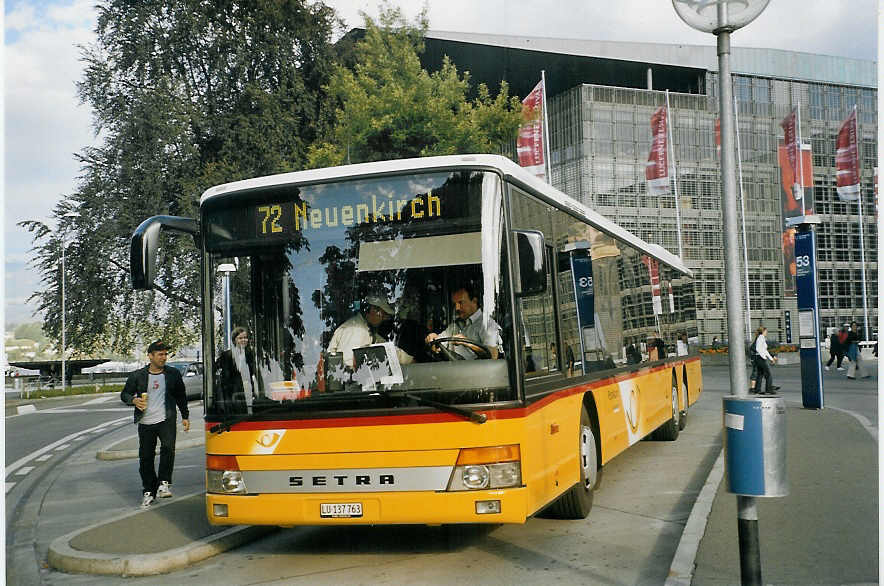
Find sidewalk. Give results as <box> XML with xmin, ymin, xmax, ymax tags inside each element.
<box><xmin>45</xmin><ymin>429</ymin><xmax>275</xmax><ymax>577</ymax></box>
<box><xmin>687</xmin><ymin>361</ymin><xmax>879</xmax><ymax>585</ymax></box>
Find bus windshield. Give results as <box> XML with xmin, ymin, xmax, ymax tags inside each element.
<box><xmin>203</xmin><ymin>170</ymin><xmax>515</xmax><ymax>418</ymax></box>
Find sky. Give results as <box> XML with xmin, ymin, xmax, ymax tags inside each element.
<box><xmin>3</xmin><ymin>0</ymin><xmax>879</xmax><ymax>328</ymax></box>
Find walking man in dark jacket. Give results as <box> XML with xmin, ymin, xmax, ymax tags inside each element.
<box><xmin>121</xmin><ymin>341</ymin><xmax>190</xmax><ymax>508</ymax></box>
<box><xmin>825</xmin><ymin>325</ymin><xmax>847</xmax><ymax>371</ymax></box>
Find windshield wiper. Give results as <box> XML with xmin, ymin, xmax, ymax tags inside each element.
<box><xmin>400</xmin><ymin>392</ymin><xmax>486</xmax><ymax>424</ymax></box>
<box><xmin>208</xmin><ymin>401</ymin><xmax>293</xmax><ymax>434</ymax></box>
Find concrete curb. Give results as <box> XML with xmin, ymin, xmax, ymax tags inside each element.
<box><xmin>47</xmin><ymin>492</ymin><xmax>277</xmax><ymax>576</ymax></box>
<box><xmin>664</xmin><ymin>449</ymin><xmax>725</xmax><ymax>586</ymax></box>
<box><xmin>96</xmin><ymin>434</ymin><xmax>205</xmax><ymax>460</ymax></box>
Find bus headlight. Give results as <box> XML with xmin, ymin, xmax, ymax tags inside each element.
<box><xmin>207</xmin><ymin>470</ymin><xmax>247</xmax><ymax>494</ymax></box>
<box><xmin>447</xmin><ymin>445</ymin><xmax>522</xmax><ymax>491</ymax></box>
<box><xmin>463</xmin><ymin>466</ymin><xmax>490</xmax><ymax>489</ymax></box>
<box><xmin>207</xmin><ymin>454</ymin><xmax>247</xmax><ymax>494</ymax></box>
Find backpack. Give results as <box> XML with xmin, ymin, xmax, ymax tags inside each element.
<box><xmin>748</xmin><ymin>336</ymin><xmax>759</xmax><ymax>360</ymax></box>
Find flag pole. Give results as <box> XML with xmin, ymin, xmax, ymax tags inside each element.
<box><xmin>541</xmin><ymin>70</ymin><xmax>552</xmax><ymax>185</ymax></box>
<box><xmin>853</xmin><ymin>104</ymin><xmax>870</xmax><ymax>341</ymax></box>
<box><xmin>734</xmin><ymin>93</ymin><xmax>752</xmax><ymax>341</ymax></box>
<box><xmin>665</xmin><ymin>90</ymin><xmax>684</xmax><ymax>259</ymax></box>
<box><xmin>796</xmin><ymin>102</ymin><xmax>807</xmax><ymax>218</ymax></box>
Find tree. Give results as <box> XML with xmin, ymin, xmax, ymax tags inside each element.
<box><xmin>307</xmin><ymin>6</ymin><xmax>523</xmax><ymax>168</ymax></box>
<box><xmin>21</xmin><ymin>0</ymin><xmax>340</xmax><ymax>355</ymax></box>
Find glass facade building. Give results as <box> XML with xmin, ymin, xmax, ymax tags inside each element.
<box><xmin>423</xmin><ymin>34</ymin><xmax>878</xmax><ymax>345</ymax></box>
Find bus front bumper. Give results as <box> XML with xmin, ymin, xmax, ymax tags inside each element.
<box><xmin>206</xmin><ymin>487</ymin><xmax>530</xmax><ymax>526</ymax></box>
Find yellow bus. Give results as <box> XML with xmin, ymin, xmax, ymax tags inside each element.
<box><xmin>131</xmin><ymin>154</ymin><xmax>701</xmax><ymax>525</ymax></box>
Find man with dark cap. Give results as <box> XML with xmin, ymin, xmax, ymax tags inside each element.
<box><xmin>121</xmin><ymin>341</ymin><xmax>190</xmax><ymax>508</ymax></box>
<box><xmin>327</xmin><ymin>295</ymin><xmax>414</xmax><ymax>368</ymax></box>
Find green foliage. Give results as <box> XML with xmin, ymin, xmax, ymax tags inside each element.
<box><xmin>20</xmin><ymin>0</ymin><xmax>340</xmax><ymax>355</ymax></box>
<box><xmin>307</xmin><ymin>6</ymin><xmax>522</xmax><ymax>168</ymax></box>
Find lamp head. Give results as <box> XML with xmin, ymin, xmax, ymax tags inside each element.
<box><xmin>672</xmin><ymin>0</ymin><xmax>769</xmax><ymax>34</ymax></box>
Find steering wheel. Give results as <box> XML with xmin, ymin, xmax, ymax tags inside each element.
<box><xmin>427</xmin><ymin>337</ymin><xmax>493</xmax><ymax>361</ymax></box>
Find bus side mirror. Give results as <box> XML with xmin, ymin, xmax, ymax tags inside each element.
<box><xmin>514</xmin><ymin>230</ymin><xmax>546</xmax><ymax>297</ymax></box>
<box><xmin>131</xmin><ymin>215</ymin><xmax>199</xmax><ymax>290</ymax></box>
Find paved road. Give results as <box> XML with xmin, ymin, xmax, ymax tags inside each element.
<box><xmin>5</xmin><ymin>394</ymin><xmax>132</xmax><ymax>468</ymax></box>
<box><xmin>15</xmin><ymin>375</ymin><xmax>725</xmax><ymax>585</ymax></box>
<box><xmin>7</xmin><ymin>362</ymin><xmax>876</xmax><ymax>584</ymax></box>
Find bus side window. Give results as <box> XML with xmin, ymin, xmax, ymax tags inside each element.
<box><xmin>519</xmin><ymin>265</ymin><xmax>557</xmax><ymax>377</ymax></box>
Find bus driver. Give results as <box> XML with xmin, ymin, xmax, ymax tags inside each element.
<box><xmin>425</xmin><ymin>284</ymin><xmax>502</xmax><ymax>360</ymax></box>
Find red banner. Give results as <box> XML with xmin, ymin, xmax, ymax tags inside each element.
<box><xmin>714</xmin><ymin>117</ymin><xmax>721</xmax><ymax>157</ymax></box>
<box><xmin>645</xmin><ymin>106</ymin><xmax>669</xmax><ymax>195</ymax></box>
<box><xmin>643</xmin><ymin>255</ymin><xmax>663</xmax><ymax>315</ymax></box>
<box><xmin>835</xmin><ymin>109</ymin><xmax>860</xmax><ymax>201</ymax></box>
<box><xmin>780</xmin><ymin>108</ymin><xmax>800</xmax><ymax>184</ymax></box>
<box><xmin>517</xmin><ymin>79</ymin><xmax>546</xmax><ymax>181</ymax></box>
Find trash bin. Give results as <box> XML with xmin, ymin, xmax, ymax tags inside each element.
<box><xmin>723</xmin><ymin>395</ymin><xmax>788</xmax><ymax>497</ymax></box>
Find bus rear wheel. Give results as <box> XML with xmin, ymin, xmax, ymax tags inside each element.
<box><xmin>678</xmin><ymin>374</ymin><xmax>689</xmax><ymax>431</ymax></box>
<box><xmin>654</xmin><ymin>380</ymin><xmax>681</xmax><ymax>441</ymax></box>
<box><xmin>545</xmin><ymin>406</ymin><xmax>599</xmax><ymax>519</ymax></box>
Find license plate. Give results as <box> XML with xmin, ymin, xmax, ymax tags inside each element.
<box><xmin>320</xmin><ymin>502</ymin><xmax>363</xmax><ymax>518</ymax></box>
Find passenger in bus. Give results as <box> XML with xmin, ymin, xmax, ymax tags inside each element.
<box><xmin>425</xmin><ymin>284</ymin><xmax>501</xmax><ymax>359</ymax></box>
<box><xmin>676</xmin><ymin>332</ymin><xmax>689</xmax><ymax>356</ymax></box>
<box><xmin>626</xmin><ymin>341</ymin><xmax>642</xmax><ymax>364</ymax></box>
<box><xmin>647</xmin><ymin>333</ymin><xmax>665</xmax><ymax>361</ymax></box>
<box><xmin>215</xmin><ymin>327</ymin><xmax>262</xmax><ymax>413</ymax></box>
<box><xmin>327</xmin><ymin>295</ymin><xmax>414</xmax><ymax>368</ymax></box>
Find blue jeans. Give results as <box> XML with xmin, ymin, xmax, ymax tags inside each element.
<box><xmin>138</xmin><ymin>417</ymin><xmax>176</xmax><ymax>495</ymax></box>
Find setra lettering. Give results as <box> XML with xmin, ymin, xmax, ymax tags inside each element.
<box><xmin>288</xmin><ymin>474</ymin><xmax>397</xmax><ymax>488</ymax></box>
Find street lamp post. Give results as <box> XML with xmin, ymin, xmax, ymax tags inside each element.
<box><xmin>59</xmin><ymin>211</ymin><xmax>81</xmax><ymax>393</ymax></box>
<box><xmin>216</xmin><ymin>259</ymin><xmax>239</xmax><ymax>349</ymax></box>
<box><xmin>672</xmin><ymin>2</ymin><xmax>769</xmax><ymax>584</ymax></box>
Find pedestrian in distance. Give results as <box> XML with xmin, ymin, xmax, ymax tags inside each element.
<box><xmin>825</xmin><ymin>325</ymin><xmax>848</xmax><ymax>371</ymax></box>
<box><xmin>844</xmin><ymin>322</ymin><xmax>868</xmax><ymax>379</ymax></box>
<box><xmin>121</xmin><ymin>341</ymin><xmax>190</xmax><ymax>508</ymax></box>
<box><xmin>751</xmin><ymin>326</ymin><xmax>779</xmax><ymax>394</ymax></box>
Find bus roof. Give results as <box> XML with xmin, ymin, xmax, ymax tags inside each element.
<box><xmin>200</xmin><ymin>154</ymin><xmax>691</xmax><ymax>277</ymax></box>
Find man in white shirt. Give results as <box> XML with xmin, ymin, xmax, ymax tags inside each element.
<box><xmin>752</xmin><ymin>326</ymin><xmax>780</xmax><ymax>394</ymax></box>
<box><xmin>327</xmin><ymin>296</ymin><xmax>414</xmax><ymax>367</ymax></box>
<box><xmin>426</xmin><ymin>285</ymin><xmax>501</xmax><ymax>360</ymax></box>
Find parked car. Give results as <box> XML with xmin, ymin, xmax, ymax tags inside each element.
<box><xmin>168</xmin><ymin>361</ymin><xmax>203</xmax><ymax>400</ymax></box>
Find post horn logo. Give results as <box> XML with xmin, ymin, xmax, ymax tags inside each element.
<box><xmin>257</xmin><ymin>432</ymin><xmax>281</xmax><ymax>448</ymax></box>
<box><xmin>624</xmin><ymin>385</ymin><xmax>640</xmax><ymax>434</ymax></box>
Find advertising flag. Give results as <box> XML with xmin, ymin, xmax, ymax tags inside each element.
<box><xmin>642</xmin><ymin>255</ymin><xmax>663</xmax><ymax>315</ymax></box>
<box><xmin>778</xmin><ymin>140</ymin><xmax>814</xmax><ymax>298</ymax></box>
<box><xmin>645</xmin><ymin>106</ymin><xmax>670</xmax><ymax>195</ymax></box>
<box><xmin>517</xmin><ymin>79</ymin><xmax>547</xmax><ymax>181</ymax></box>
<box><xmin>714</xmin><ymin>117</ymin><xmax>721</xmax><ymax>157</ymax></box>
<box><xmin>780</xmin><ymin>107</ymin><xmax>807</xmax><ymax>214</ymax></box>
<box><xmin>668</xmin><ymin>282</ymin><xmax>675</xmax><ymax>314</ymax></box>
<box><xmin>835</xmin><ymin>108</ymin><xmax>860</xmax><ymax>201</ymax></box>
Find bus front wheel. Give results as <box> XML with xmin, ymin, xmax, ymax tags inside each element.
<box><xmin>545</xmin><ymin>406</ymin><xmax>599</xmax><ymax>519</ymax></box>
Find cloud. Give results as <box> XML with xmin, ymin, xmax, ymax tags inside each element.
<box><xmin>4</xmin><ymin>0</ymin><xmax>98</xmax><ymax>327</ymax></box>
<box><xmin>4</xmin><ymin>3</ymin><xmax>37</xmax><ymax>33</ymax></box>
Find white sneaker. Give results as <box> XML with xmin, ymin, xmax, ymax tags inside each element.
<box><xmin>141</xmin><ymin>492</ymin><xmax>155</xmax><ymax>508</ymax></box>
<box><xmin>824</xmin><ymin>366</ymin><xmax>830</xmax><ymax>371</ymax></box>
<box><xmin>837</xmin><ymin>367</ymin><xmax>845</xmax><ymax>371</ymax></box>
<box><xmin>157</xmin><ymin>481</ymin><xmax>172</xmax><ymax>498</ymax></box>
